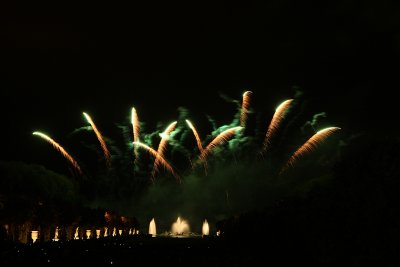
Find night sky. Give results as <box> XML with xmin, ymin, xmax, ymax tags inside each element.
<box><xmin>2</xmin><ymin>4</ymin><xmax>400</xmax><ymax>265</ymax></box>
<box><xmin>1</xmin><ymin>1</ymin><xmax>399</xmax><ymax>173</ymax></box>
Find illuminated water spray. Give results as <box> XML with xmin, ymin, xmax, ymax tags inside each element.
<box><xmin>240</xmin><ymin>91</ymin><xmax>253</xmax><ymax>127</ymax></box>
<box><xmin>83</xmin><ymin>112</ymin><xmax>111</xmax><ymax>167</ymax></box>
<box><xmin>152</xmin><ymin>121</ymin><xmax>177</xmax><ymax>179</ymax></box>
<box><xmin>33</xmin><ymin>132</ymin><xmax>82</xmax><ymax>174</ymax></box>
<box><xmin>112</xmin><ymin>227</ymin><xmax>116</xmax><ymax>237</ymax></box>
<box><xmin>53</xmin><ymin>227</ymin><xmax>60</xmax><ymax>241</ymax></box>
<box><xmin>31</xmin><ymin>230</ymin><xmax>39</xmax><ymax>243</ymax></box>
<box><xmin>202</xmin><ymin>219</ymin><xmax>210</xmax><ymax>236</ymax></box>
<box><xmin>86</xmin><ymin>229</ymin><xmax>91</xmax><ymax>239</ymax></box>
<box><xmin>281</xmin><ymin>127</ymin><xmax>341</xmax><ymax>173</ymax></box>
<box><xmin>263</xmin><ymin>99</ymin><xmax>294</xmax><ymax>152</ymax></box>
<box><xmin>133</xmin><ymin>141</ymin><xmax>180</xmax><ymax>182</ymax></box>
<box><xmin>74</xmin><ymin>227</ymin><xmax>79</xmax><ymax>240</ymax></box>
<box><xmin>104</xmin><ymin>227</ymin><xmax>108</xmax><ymax>237</ymax></box>
<box><xmin>172</xmin><ymin>217</ymin><xmax>189</xmax><ymax>235</ymax></box>
<box><xmin>96</xmin><ymin>229</ymin><xmax>101</xmax><ymax>239</ymax></box>
<box><xmin>149</xmin><ymin>218</ymin><xmax>157</xmax><ymax>237</ymax></box>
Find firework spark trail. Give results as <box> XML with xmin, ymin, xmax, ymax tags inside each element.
<box><xmin>33</xmin><ymin>131</ymin><xmax>82</xmax><ymax>174</ymax></box>
<box><xmin>131</xmin><ymin>107</ymin><xmax>140</xmax><ymax>159</ymax></box>
<box><xmin>152</xmin><ymin>121</ymin><xmax>177</xmax><ymax>178</ymax></box>
<box><xmin>281</xmin><ymin>127</ymin><xmax>341</xmax><ymax>174</ymax></box>
<box><xmin>185</xmin><ymin>120</ymin><xmax>203</xmax><ymax>153</ymax></box>
<box><xmin>186</xmin><ymin>119</ymin><xmax>207</xmax><ymax>173</ymax></box>
<box><xmin>199</xmin><ymin>126</ymin><xmax>243</xmax><ymax>163</ymax></box>
<box><xmin>83</xmin><ymin>112</ymin><xmax>111</xmax><ymax>167</ymax></box>
<box><xmin>240</xmin><ymin>91</ymin><xmax>253</xmax><ymax>127</ymax></box>
<box><xmin>262</xmin><ymin>99</ymin><xmax>294</xmax><ymax>152</ymax></box>
<box><xmin>133</xmin><ymin>141</ymin><xmax>180</xmax><ymax>183</ymax></box>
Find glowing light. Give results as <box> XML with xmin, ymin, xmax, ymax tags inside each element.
<box><xmin>31</xmin><ymin>230</ymin><xmax>39</xmax><ymax>243</ymax></box>
<box><xmin>86</xmin><ymin>230</ymin><xmax>91</xmax><ymax>239</ymax></box>
<box><xmin>281</xmin><ymin>127</ymin><xmax>341</xmax><ymax>173</ymax></box>
<box><xmin>83</xmin><ymin>112</ymin><xmax>111</xmax><ymax>167</ymax></box>
<box><xmin>104</xmin><ymin>227</ymin><xmax>108</xmax><ymax>237</ymax></box>
<box><xmin>149</xmin><ymin>218</ymin><xmax>157</xmax><ymax>237</ymax></box>
<box><xmin>33</xmin><ymin>132</ymin><xmax>82</xmax><ymax>174</ymax></box>
<box><xmin>133</xmin><ymin>141</ymin><xmax>180</xmax><ymax>182</ymax></box>
<box><xmin>240</xmin><ymin>91</ymin><xmax>253</xmax><ymax>127</ymax></box>
<box><xmin>118</xmin><ymin>229</ymin><xmax>122</xmax><ymax>236</ymax></box>
<box><xmin>131</xmin><ymin>107</ymin><xmax>140</xmax><ymax>159</ymax></box>
<box><xmin>96</xmin><ymin>229</ymin><xmax>101</xmax><ymax>239</ymax></box>
<box><xmin>74</xmin><ymin>227</ymin><xmax>79</xmax><ymax>240</ymax></box>
<box><xmin>200</xmin><ymin>126</ymin><xmax>243</xmax><ymax>163</ymax></box>
<box><xmin>202</xmin><ymin>219</ymin><xmax>210</xmax><ymax>236</ymax></box>
<box><xmin>152</xmin><ymin>121</ymin><xmax>177</xmax><ymax>179</ymax></box>
<box><xmin>53</xmin><ymin>227</ymin><xmax>60</xmax><ymax>241</ymax></box>
<box><xmin>171</xmin><ymin>217</ymin><xmax>189</xmax><ymax>235</ymax></box>
<box><xmin>186</xmin><ymin>120</ymin><xmax>203</xmax><ymax>153</ymax></box>
<box><xmin>263</xmin><ymin>99</ymin><xmax>294</xmax><ymax>152</ymax></box>
<box><xmin>112</xmin><ymin>227</ymin><xmax>116</xmax><ymax>237</ymax></box>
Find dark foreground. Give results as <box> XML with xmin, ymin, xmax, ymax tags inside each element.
<box><xmin>0</xmin><ymin>236</ymin><xmax>261</xmax><ymax>267</ymax></box>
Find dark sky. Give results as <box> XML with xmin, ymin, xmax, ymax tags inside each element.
<box><xmin>1</xmin><ymin>1</ymin><xmax>399</xmax><ymax>174</ymax></box>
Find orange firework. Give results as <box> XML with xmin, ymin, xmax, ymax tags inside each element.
<box><xmin>133</xmin><ymin>141</ymin><xmax>180</xmax><ymax>182</ymax></box>
<box><xmin>131</xmin><ymin>107</ymin><xmax>140</xmax><ymax>158</ymax></box>
<box><xmin>281</xmin><ymin>127</ymin><xmax>341</xmax><ymax>173</ymax></box>
<box><xmin>83</xmin><ymin>112</ymin><xmax>111</xmax><ymax>167</ymax></box>
<box><xmin>240</xmin><ymin>91</ymin><xmax>253</xmax><ymax>127</ymax></box>
<box><xmin>262</xmin><ymin>99</ymin><xmax>294</xmax><ymax>152</ymax></box>
<box><xmin>33</xmin><ymin>131</ymin><xmax>82</xmax><ymax>174</ymax></box>
<box><xmin>185</xmin><ymin>119</ymin><xmax>203</xmax><ymax>153</ymax></box>
<box><xmin>152</xmin><ymin>121</ymin><xmax>177</xmax><ymax>178</ymax></box>
<box><xmin>199</xmin><ymin>126</ymin><xmax>243</xmax><ymax>163</ymax></box>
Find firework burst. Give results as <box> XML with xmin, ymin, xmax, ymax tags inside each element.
<box><xmin>152</xmin><ymin>121</ymin><xmax>177</xmax><ymax>179</ymax></box>
<box><xmin>133</xmin><ymin>141</ymin><xmax>180</xmax><ymax>183</ymax></box>
<box><xmin>185</xmin><ymin>119</ymin><xmax>203</xmax><ymax>153</ymax></box>
<box><xmin>281</xmin><ymin>127</ymin><xmax>341</xmax><ymax>174</ymax></box>
<box><xmin>131</xmin><ymin>107</ymin><xmax>140</xmax><ymax>159</ymax></box>
<box><xmin>33</xmin><ymin>91</ymin><xmax>340</xmax><ymax>193</ymax></box>
<box><xmin>83</xmin><ymin>112</ymin><xmax>111</xmax><ymax>167</ymax></box>
<box><xmin>262</xmin><ymin>99</ymin><xmax>294</xmax><ymax>152</ymax></box>
<box><xmin>240</xmin><ymin>91</ymin><xmax>253</xmax><ymax>127</ymax></box>
<box><xmin>199</xmin><ymin>126</ymin><xmax>243</xmax><ymax>164</ymax></box>
<box><xmin>33</xmin><ymin>131</ymin><xmax>82</xmax><ymax>175</ymax></box>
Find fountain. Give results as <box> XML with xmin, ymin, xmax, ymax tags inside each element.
<box><xmin>202</xmin><ymin>219</ymin><xmax>210</xmax><ymax>236</ymax></box>
<box><xmin>53</xmin><ymin>227</ymin><xmax>60</xmax><ymax>241</ymax></box>
<box><xmin>118</xmin><ymin>229</ymin><xmax>122</xmax><ymax>236</ymax></box>
<box><xmin>171</xmin><ymin>217</ymin><xmax>189</xmax><ymax>235</ymax></box>
<box><xmin>112</xmin><ymin>227</ymin><xmax>116</xmax><ymax>237</ymax></box>
<box><xmin>96</xmin><ymin>229</ymin><xmax>101</xmax><ymax>239</ymax></box>
<box><xmin>149</xmin><ymin>218</ymin><xmax>157</xmax><ymax>237</ymax></box>
<box><xmin>86</xmin><ymin>229</ymin><xmax>91</xmax><ymax>239</ymax></box>
<box><xmin>104</xmin><ymin>227</ymin><xmax>108</xmax><ymax>237</ymax></box>
<box><xmin>31</xmin><ymin>230</ymin><xmax>39</xmax><ymax>243</ymax></box>
<box><xmin>74</xmin><ymin>227</ymin><xmax>80</xmax><ymax>240</ymax></box>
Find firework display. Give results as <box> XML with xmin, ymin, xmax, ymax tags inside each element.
<box><xmin>33</xmin><ymin>92</ymin><xmax>340</xmax><ymax>182</ymax></box>
<box><xmin>32</xmin><ymin>131</ymin><xmax>82</xmax><ymax>174</ymax></box>
<box><xmin>83</xmin><ymin>112</ymin><xmax>111</xmax><ymax>167</ymax></box>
